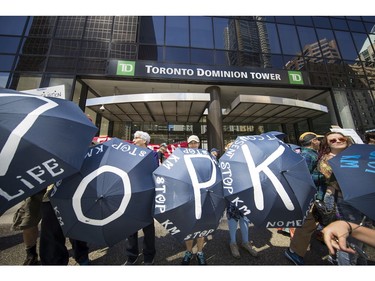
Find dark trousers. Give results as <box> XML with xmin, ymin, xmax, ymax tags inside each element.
<box><xmin>39</xmin><ymin>202</ymin><xmax>89</xmax><ymax>265</ymax></box>
<box><xmin>126</xmin><ymin>222</ymin><xmax>156</xmax><ymax>262</ymax></box>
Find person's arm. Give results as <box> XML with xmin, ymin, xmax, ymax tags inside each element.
<box><xmin>322</xmin><ymin>220</ymin><xmax>375</xmax><ymax>255</ymax></box>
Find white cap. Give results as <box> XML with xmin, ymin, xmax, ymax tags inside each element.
<box><xmin>187</xmin><ymin>135</ymin><xmax>200</xmax><ymax>143</ymax></box>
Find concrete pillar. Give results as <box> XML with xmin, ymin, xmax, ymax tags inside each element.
<box><xmin>205</xmin><ymin>86</ymin><xmax>224</xmax><ymax>154</ymax></box>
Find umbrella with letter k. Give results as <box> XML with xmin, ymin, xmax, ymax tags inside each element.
<box><xmin>219</xmin><ymin>135</ymin><xmax>316</xmax><ymax>228</ymax></box>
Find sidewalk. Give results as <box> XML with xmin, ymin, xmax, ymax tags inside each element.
<box><xmin>0</xmin><ymin>208</ymin><xmax>353</xmax><ymax>266</ymax></box>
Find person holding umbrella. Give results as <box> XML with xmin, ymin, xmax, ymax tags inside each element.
<box><xmin>157</xmin><ymin>142</ymin><xmax>168</xmax><ymax>164</ymax></box>
<box><xmin>318</xmin><ymin>131</ymin><xmax>367</xmax><ymax>265</ymax></box>
<box><xmin>181</xmin><ymin>135</ymin><xmax>208</xmax><ymax>265</ymax></box>
<box><xmin>284</xmin><ymin>132</ymin><xmax>324</xmax><ymax>265</ymax></box>
<box><xmin>124</xmin><ymin>130</ymin><xmax>158</xmax><ymax>265</ymax></box>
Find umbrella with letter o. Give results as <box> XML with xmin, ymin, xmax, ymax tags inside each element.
<box><xmin>49</xmin><ymin>138</ymin><xmax>158</xmax><ymax>247</ymax></box>
<box><xmin>153</xmin><ymin>148</ymin><xmax>226</xmax><ymax>242</ymax></box>
<box><xmin>219</xmin><ymin>135</ymin><xmax>316</xmax><ymax>228</ymax></box>
<box><xmin>0</xmin><ymin>88</ymin><xmax>98</xmax><ymax>214</ymax></box>
<box><xmin>328</xmin><ymin>144</ymin><xmax>375</xmax><ymax>220</ymax></box>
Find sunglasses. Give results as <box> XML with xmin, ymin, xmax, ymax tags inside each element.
<box><xmin>328</xmin><ymin>137</ymin><xmax>347</xmax><ymax>144</ymax></box>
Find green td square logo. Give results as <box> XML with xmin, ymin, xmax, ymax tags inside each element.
<box><xmin>288</xmin><ymin>71</ymin><xmax>304</xmax><ymax>85</ymax></box>
<box><xmin>117</xmin><ymin>60</ymin><xmax>135</xmax><ymax>76</ymax></box>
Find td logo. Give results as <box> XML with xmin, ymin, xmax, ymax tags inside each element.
<box><xmin>288</xmin><ymin>71</ymin><xmax>304</xmax><ymax>85</ymax></box>
<box><xmin>117</xmin><ymin>61</ymin><xmax>135</xmax><ymax>76</ymax></box>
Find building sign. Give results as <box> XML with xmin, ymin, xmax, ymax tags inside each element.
<box><xmin>22</xmin><ymin>85</ymin><xmax>66</xmax><ymax>99</ymax></box>
<box><xmin>108</xmin><ymin>60</ymin><xmax>309</xmax><ymax>86</ymax></box>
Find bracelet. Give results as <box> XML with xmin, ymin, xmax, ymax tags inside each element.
<box><xmin>344</xmin><ymin>221</ymin><xmax>353</xmax><ymax>235</ymax></box>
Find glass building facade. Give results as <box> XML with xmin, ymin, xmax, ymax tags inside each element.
<box><xmin>1</xmin><ymin>16</ymin><xmax>375</xmax><ymax>149</ymax></box>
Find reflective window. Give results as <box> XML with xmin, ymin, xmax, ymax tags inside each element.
<box><xmin>363</xmin><ymin>22</ymin><xmax>375</xmax><ymax>34</ymax></box>
<box><xmin>265</xmin><ymin>23</ymin><xmax>281</xmax><ymax>54</ymax></box>
<box><xmin>50</xmin><ymin>39</ymin><xmax>80</xmax><ymax>57</ymax></box>
<box><xmin>213</xmin><ymin>17</ymin><xmax>233</xmax><ymax>50</ymax></box>
<box><xmin>83</xmin><ymin>16</ymin><xmax>112</xmax><ymax>41</ymax></box>
<box><xmin>0</xmin><ymin>72</ymin><xmax>9</xmax><ymax>87</ymax></box>
<box><xmin>0</xmin><ymin>36</ymin><xmax>21</xmax><ymax>53</ymax></box>
<box><xmin>294</xmin><ymin>16</ymin><xmax>313</xmax><ymax>27</ymax></box>
<box><xmin>0</xmin><ymin>17</ymin><xmax>27</xmax><ymax>35</ymax></box>
<box><xmin>81</xmin><ymin>40</ymin><xmax>109</xmax><ymax>58</ymax></box>
<box><xmin>335</xmin><ymin>31</ymin><xmax>358</xmax><ymax>60</ymax></box>
<box><xmin>139</xmin><ymin>16</ymin><xmax>164</xmax><ymax>45</ymax></box>
<box><xmin>312</xmin><ymin>17</ymin><xmax>331</xmax><ymax>28</ymax></box>
<box><xmin>215</xmin><ymin>50</ymin><xmax>236</xmax><ymax>66</ymax></box>
<box><xmin>191</xmin><ymin>49</ymin><xmax>214</xmax><ymax>65</ymax></box>
<box><xmin>351</xmin><ymin>33</ymin><xmax>373</xmax><ymax>61</ymax></box>
<box><xmin>165</xmin><ymin>47</ymin><xmax>189</xmax><ymax>63</ymax></box>
<box><xmin>190</xmin><ymin>17</ymin><xmax>213</xmax><ymax>49</ymax></box>
<box><xmin>277</xmin><ymin>24</ymin><xmax>301</xmax><ymax>55</ymax></box>
<box><xmin>14</xmin><ymin>55</ymin><xmax>47</xmax><ymax>72</ymax></box>
<box><xmin>77</xmin><ymin>58</ymin><xmax>107</xmax><ymax>74</ymax></box>
<box><xmin>330</xmin><ymin>18</ymin><xmax>349</xmax><ymax>31</ymax></box>
<box><xmin>0</xmin><ymin>55</ymin><xmax>15</xmax><ymax>71</ymax></box>
<box><xmin>347</xmin><ymin>20</ymin><xmax>366</xmax><ymax>33</ymax></box>
<box><xmin>55</xmin><ymin>16</ymin><xmax>86</xmax><ymax>39</ymax></box>
<box><xmin>26</xmin><ymin>17</ymin><xmax>57</xmax><ymax>37</ymax></box>
<box><xmin>274</xmin><ymin>17</ymin><xmax>294</xmax><ymax>24</ymax></box>
<box><xmin>269</xmin><ymin>54</ymin><xmax>284</xmax><ymax>68</ymax></box>
<box><xmin>18</xmin><ymin>37</ymin><xmax>51</xmax><ymax>55</ymax></box>
<box><xmin>297</xmin><ymin>26</ymin><xmax>318</xmax><ymax>51</ymax></box>
<box><xmin>138</xmin><ymin>45</ymin><xmax>163</xmax><ymax>61</ymax></box>
<box><xmin>46</xmin><ymin>57</ymin><xmax>77</xmax><ymax>73</ymax></box>
<box><xmin>110</xmin><ymin>42</ymin><xmax>137</xmax><ymax>60</ymax></box>
<box><xmin>165</xmin><ymin>17</ymin><xmax>189</xmax><ymax>47</ymax></box>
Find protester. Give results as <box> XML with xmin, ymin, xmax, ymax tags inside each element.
<box><xmin>11</xmin><ymin>190</ymin><xmax>45</xmax><ymax>265</ymax></box>
<box><xmin>124</xmin><ymin>130</ymin><xmax>158</xmax><ymax>265</ymax></box>
<box><xmin>181</xmin><ymin>135</ymin><xmax>207</xmax><ymax>265</ymax></box>
<box><xmin>318</xmin><ymin>131</ymin><xmax>367</xmax><ymax>265</ymax></box>
<box><xmin>284</xmin><ymin>132</ymin><xmax>325</xmax><ymax>265</ymax></box>
<box><xmin>364</xmin><ymin>130</ymin><xmax>375</xmax><ymax>145</ymax></box>
<box><xmin>322</xmin><ymin>220</ymin><xmax>375</xmax><ymax>255</ymax></box>
<box><xmin>39</xmin><ymin>184</ymin><xmax>90</xmax><ymax>265</ymax></box>
<box><xmin>225</xmin><ymin>140</ymin><xmax>258</xmax><ymax>259</ymax></box>
<box><xmin>210</xmin><ymin>148</ymin><xmax>219</xmax><ymax>159</ymax></box>
<box><xmin>157</xmin><ymin>142</ymin><xmax>168</xmax><ymax>164</ymax></box>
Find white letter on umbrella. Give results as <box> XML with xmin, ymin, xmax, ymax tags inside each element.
<box><xmin>184</xmin><ymin>154</ymin><xmax>217</xmax><ymax>220</ymax></box>
<box><xmin>72</xmin><ymin>165</ymin><xmax>132</xmax><ymax>226</ymax></box>
<box><xmin>241</xmin><ymin>144</ymin><xmax>294</xmax><ymax>211</ymax></box>
<box><xmin>0</xmin><ymin>94</ymin><xmax>58</xmax><ymax>176</ymax></box>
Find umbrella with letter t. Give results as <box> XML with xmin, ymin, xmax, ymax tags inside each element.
<box><xmin>0</xmin><ymin>88</ymin><xmax>98</xmax><ymax>214</ymax></box>
<box><xmin>328</xmin><ymin>144</ymin><xmax>375</xmax><ymax>220</ymax></box>
<box><xmin>153</xmin><ymin>148</ymin><xmax>226</xmax><ymax>242</ymax></box>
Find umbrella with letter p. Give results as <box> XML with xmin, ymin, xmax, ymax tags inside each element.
<box><xmin>328</xmin><ymin>144</ymin><xmax>375</xmax><ymax>220</ymax></box>
<box><xmin>49</xmin><ymin>138</ymin><xmax>158</xmax><ymax>247</ymax></box>
<box><xmin>0</xmin><ymin>88</ymin><xmax>98</xmax><ymax>214</ymax></box>
<box><xmin>153</xmin><ymin>148</ymin><xmax>226</xmax><ymax>242</ymax></box>
<box><xmin>219</xmin><ymin>135</ymin><xmax>316</xmax><ymax>228</ymax></box>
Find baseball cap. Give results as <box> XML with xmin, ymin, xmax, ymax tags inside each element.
<box><xmin>187</xmin><ymin>135</ymin><xmax>200</xmax><ymax>143</ymax></box>
<box><xmin>160</xmin><ymin>143</ymin><xmax>167</xmax><ymax>147</ymax></box>
<box><xmin>299</xmin><ymin>132</ymin><xmax>323</xmax><ymax>145</ymax></box>
<box><xmin>210</xmin><ymin>148</ymin><xmax>219</xmax><ymax>153</ymax></box>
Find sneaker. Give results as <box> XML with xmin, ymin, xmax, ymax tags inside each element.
<box><xmin>241</xmin><ymin>242</ymin><xmax>258</xmax><ymax>257</ymax></box>
<box><xmin>181</xmin><ymin>251</ymin><xmax>193</xmax><ymax>265</ymax></box>
<box><xmin>229</xmin><ymin>243</ymin><xmax>241</xmax><ymax>259</ymax></box>
<box><xmin>123</xmin><ymin>256</ymin><xmax>138</xmax><ymax>265</ymax></box>
<box><xmin>23</xmin><ymin>255</ymin><xmax>39</xmax><ymax>265</ymax></box>
<box><xmin>284</xmin><ymin>248</ymin><xmax>304</xmax><ymax>265</ymax></box>
<box><xmin>196</xmin><ymin>252</ymin><xmax>207</xmax><ymax>265</ymax></box>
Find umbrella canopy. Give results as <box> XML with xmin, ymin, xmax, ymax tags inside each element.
<box><xmin>261</xmin><ymin>131</ymin><xmax>286</xmax><ymax>140</ymax></box>
<box><xmin>49</xmin><ymin>138</ymin><xmax>159</xmax><ymax>247</ymax></box>
<box><xmin>328</xmin><ymin>144</ymin><xmax>375</xmax><ymax>220</ymax></box>
<box><xmin>219</xmin><ymin>135</ymin><xmax>316</xmax><ymax>228</ymax></box>
<box><xmin>0</xmin><ymin>89</ymin><xmax>98</xmax><ymax>214</ymax></box>
<box><xmin>153</xmin><ymin>148</ymin><xmax>226</xmax><ymax>242</ymax></box>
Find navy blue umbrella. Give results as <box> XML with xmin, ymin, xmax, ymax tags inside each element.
<box><xmin>261</xmin><ymin>131</ymin><xmax>286</xmax><ymax>141</ymax></box>
<box><xmin>49</xmin><ymin>138</ymin><xmax>158</xmax><ymax>247</ymax></box>
<box><xmin>219</xmin><ymin>135</ymin><xmax>316</xmax><ymax>228</ymax></box>
<box><xmin>153</xmin><ymin>148</ymin><xmax>226</xmax><ymax>242</ymax></box>
<box><xmin>0</xmin><ymin>89</ymin><xmax>98</xmax><ymax>214</ymax></box>
<box><xmin>328</xmin><ymin>144</ymin><xmax>375</xmax><ymax>220</ymax></box>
